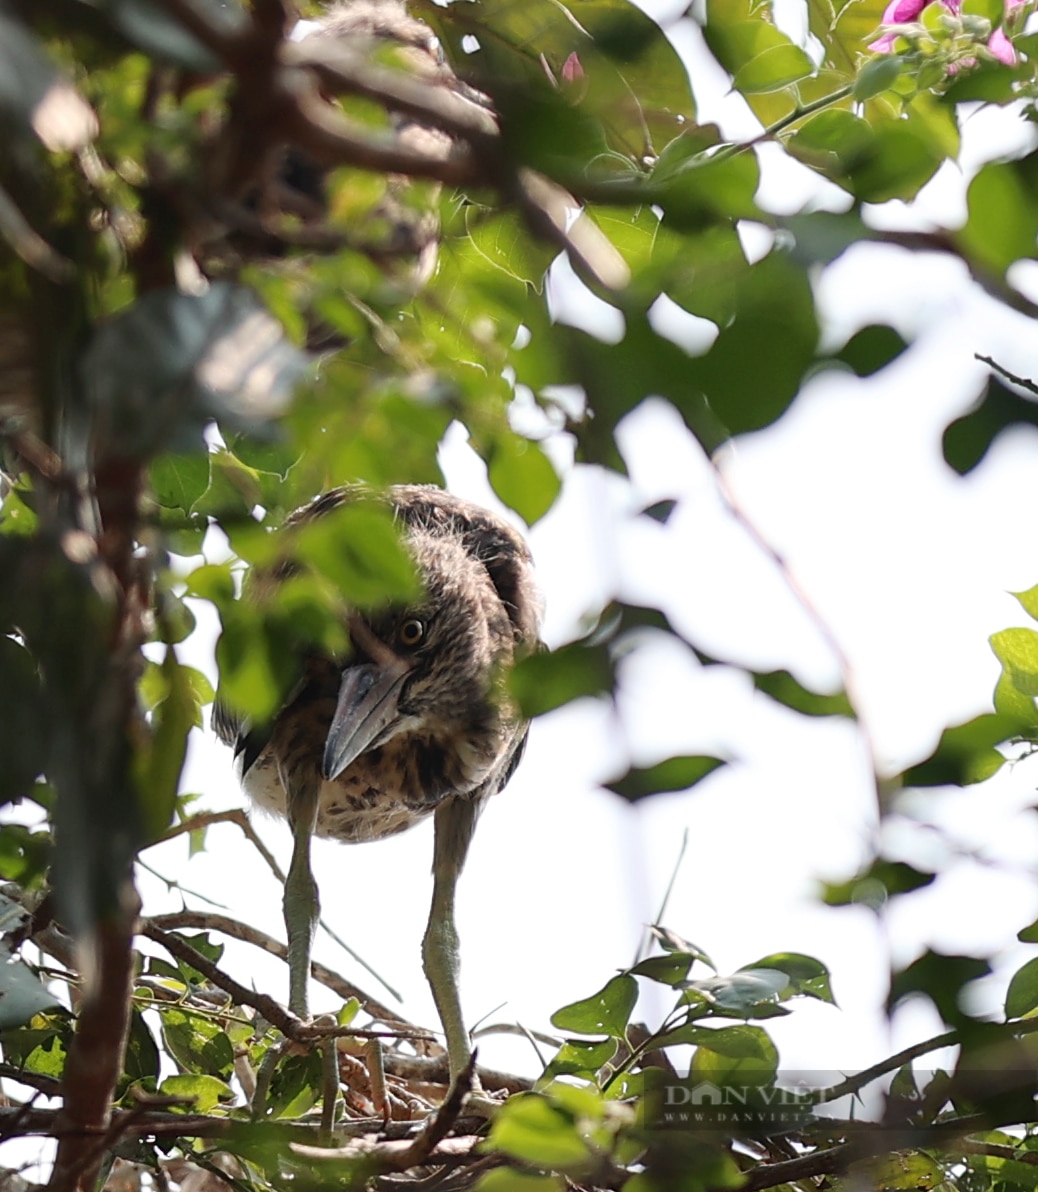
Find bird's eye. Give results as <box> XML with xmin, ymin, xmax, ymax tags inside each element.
<box><xmin>398</xmin><ymin>618</ymin><xmax>425</xmax><ymax>648</ymax></box>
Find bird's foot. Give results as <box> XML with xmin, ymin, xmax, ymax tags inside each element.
<box><xmin>460</xmin><ymin>1089</ymin><xmax>507</xmax><ymax>1119</ymax></box>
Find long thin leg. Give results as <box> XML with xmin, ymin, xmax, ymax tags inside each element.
<box><xmin>283</xmin><ymin>774</ymin><xmax>320</xmax><ymax>1019</ymax></box>
<box><xmin>423</xmin><ymin>796</ymin><xmax>480</xmax><ymax>1083</ymax></box>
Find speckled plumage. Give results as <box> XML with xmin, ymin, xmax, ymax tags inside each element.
<box><xmin>215</xmin><ymin>484</ymin><xmax>539</xmax><ymax>842</ymax></box>
<box><xmin>213</xmin><ymin>485</ymin><xmax>540</xmax><ymax>1069</ymax></box>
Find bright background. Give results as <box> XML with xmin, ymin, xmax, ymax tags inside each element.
<box><xmin>131</xmin><ymin>1</ymin><xmax>1038</xmax><ymax>1087</ymax></box>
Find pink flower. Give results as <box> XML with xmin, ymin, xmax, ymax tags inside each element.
<box><xmin>869</xmin><ymin>0</ymin><xmax>1022</xmax><ymax>64</ymax></box>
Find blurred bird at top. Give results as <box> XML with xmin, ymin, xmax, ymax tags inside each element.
<box><xmin>214</xmin><ymin>484</ymin><xmax>541</xmax><ymax>1083</ymax></box>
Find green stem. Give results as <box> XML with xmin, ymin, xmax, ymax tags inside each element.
<box><xmin>713</xmin><ymin>84</ymin><xmax>856</xmax><ymax>163</ymax></box>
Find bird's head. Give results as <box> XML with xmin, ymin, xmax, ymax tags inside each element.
<box><xmin>322</xmin><ymin>529</ymin><xmax>523</xmax><ymax>785</ymax></box>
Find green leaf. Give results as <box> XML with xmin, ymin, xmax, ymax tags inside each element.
<box><xmin>511</xmin><ymin>642</ymin><xmax>614</xmax><ymax>717</ymax></box>
<box><xmin>957</xmin><ymin>158</ymin><xmax>1038</xmax><ymax>277</ymax></box>
<box><xmin>688</xmin><ymin>1024</ymin><xmax>779</xmax><ymax>1086</ymax></box>
<box><xmin>705</xmin><ymin>14</ymin><xmax>814</xmax><ymax>95</ymax></box>
<box><xmin>631</xmin><ymin>953</ymin><xmax>697</xmax><ymax>986</ymax></box>
<box><xmin>488</xmin><ymin>436</ymin><xmax>560</xmax><ymax>525</ymax></box>
<box><xmin>474</xmin><ymin>1171</ymin><xmax>565</xmax><ymax>1192</ymax></box>
<box><xmin>123</xmin><ymin>1009</ymin><xmax>161</xmax><ymax>1086</ymax></box>
<box><xmin>0</xmin><ymin>637</ymin><xmax>46</xmax><ymax>805</ymax></box>
<box><xmin>293</xmin><ymin>502</ymin><xmax>420</xmax><ymax>609</ymax></box>
<box><xmin>943</xmin><ymin>375</ymin><xmax>1038</xmax><ymax>476</ymax></box>
<box><xmin>822</xmin><ymin>859</ymin><xmax>935</xmax><ymax>909</ymax></box>
<box><xmin>889</xmin><ymin>950</ymin><xmax>990</xmax><ymax>1028</ymax></box>
<box><xmin>688</xmin><ymin>970</ymin><xmax>790</xmax><ymax>1017</ymax></box>
<box><xmin>159</xmin><ymin>1072</ymin><xmax>234</xmax><ymax>1112</ymax></box>
<box><xmin>485</xmin><ymin>1093</ymin><xmax>591</xmax><ymax>1170</ymax></box>
<box><xmin>1013</xmin><ymin>586</ymin><xmax>1038</xmax><ymax>623</ymax></box>
<box><xmin>605</xmin><ymin>756</ymin><xmax>725</xmax><ymax>802</ymax></box>
<box><xmin>834</xmin><ymin>324</ymin><xmax>908</xmax><ymax>377</ymax></box>
<box><xmin>551</xmin><ymin>974</ymin><xmax>638</xmax><ymax>1037</ymax></box>
<box><xmin>741</xmin><ymin>953</ymin><xmax>836</xmax><ymax>1004</ymax></box>
<box><xmin>853</xmin><ymin>53</ymin><xmax>903</xmax><ymax>100</ymax></box>
<box><xmin>752</xmin><ymin>670</ymin><xmax>854</xmax><ymax>717</ymax></box>
<box><xmin>991</xmin><ymin>629</ymin><xmax>1038</xmax><ymax>719</ymax></box>
<box><xmin>133</xmin><ymin>648</ymin><xmax>197</xmax><ymax>841</ymax></box>
<box><xmin>1006</xmin><ymin>957</ymin><xmax>1038</xmax><ymax>1020</ymax></box>
<box><xmin>540</xmin><ymin>1038</ymin><xmax>619</xmax><ymax>1083</ymax></box>
<box><xmin>903</xmin><ymin>713</ymin><xmax>1034</xmax><ymax>786</ymax></box>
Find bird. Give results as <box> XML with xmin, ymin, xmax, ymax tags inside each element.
<box><xmin>213</xmin><ymin>483</ymin><xmax>540</xmax><ymax>1084</ymax></box>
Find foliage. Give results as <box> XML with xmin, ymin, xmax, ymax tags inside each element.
<box><xmin>3</xmin><ymin>0</ymin><xmax>1038</xmax><ymax>1189</ymax></box>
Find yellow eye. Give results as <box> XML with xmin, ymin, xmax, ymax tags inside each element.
<box><xmin>398</xmin><ymin>618</ymin><xmax>425</xmax><ymax>648</ymax></box>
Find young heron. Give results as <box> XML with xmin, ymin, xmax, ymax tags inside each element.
<box><xmin>214</xmin><ymin>485</ymin><xmax>540</xmax><ymax>1081</ymax></box>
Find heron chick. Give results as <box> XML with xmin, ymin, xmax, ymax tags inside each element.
<box><xmin>214</xmin><ymin>484</ymin><xmax>540</xmax><ymax>1083</ymax></box>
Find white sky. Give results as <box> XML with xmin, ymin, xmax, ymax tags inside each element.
<box><xmin>27</xmin><ymin>0</ymin><xmax>1038</xmax><ymax>1104</ymax></box>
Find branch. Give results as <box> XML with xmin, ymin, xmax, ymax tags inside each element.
<box><xmin>282</xmin><ymin>40</ymin><xmax>498</xmax><ymax>143</ymax></box>
<box><xmin>143</xmin><ymin>911</ymin><xmax>410</xmax><ymax>1028</ymax></box>
<box><xmin>140</xmin><ymin>921</ymin><xmax>432</xmax><ymax>1047</ymax></box>
<box><xmin>49</xmin><ymin>907</ymin><xmax>139</xmax><ymax>1192</ymax></box>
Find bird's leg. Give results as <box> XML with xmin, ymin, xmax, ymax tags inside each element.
<box><xmin>423</xmin><ymin>797</ymin><xmax>480</xmax><ymax>1087</ymax></box>
<box><xmin>283</xmin><ymin>774</ymin><xmax>320</xmax><ymax>1019</ymax></box>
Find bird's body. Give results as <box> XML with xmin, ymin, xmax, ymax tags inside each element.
<box><xmin>214</xmin><ymin>483</ymin><xmax>539</xmax><ymax>1081</ymax></box>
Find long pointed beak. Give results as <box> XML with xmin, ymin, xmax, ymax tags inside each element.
<box><xmin>322</xmin><ymin>657</ymin><xmax>412</xmax><ymax>781</ymax></box>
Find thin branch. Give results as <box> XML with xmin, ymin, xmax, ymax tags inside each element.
<box><xmin>140</xmin><ymin>920</ymin><xmax>433</xmax><ymax>1047</ymax></box>
<box><xmin>282</xmin><ymin>40</ymin><xmax>499</xmax><ymax>143</ymax></box>
<box><xmin>143</xmin><ymin>910</ymin><xmax>407</xmax><ymax>1025</ymax></box>
<box><xmin>975</xmin><ymin>353</ymin><xmax>1038</xmax><ymax>396</ymax></box>
<box><xmin>149</xmin><ymin>813</ymin><xmax>403</xmax><ymax>1001</ymax></box>
<box><xmin>151</xmin><ymin>810</ymin><xmax>283</xmax><ymax>882</ymax></box>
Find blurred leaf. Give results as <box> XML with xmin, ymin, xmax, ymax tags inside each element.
<box><xmin>293</xmin><ymin>502</ymin><xmax>419</xmax><ymax>609</ymax></box>
<box><xmin>834</xmin><ymin>324</ymin><xmax>908</xmax><ymax>377</ymax></box>
<box><xmin>0</xmin><ymin>637</ymin><xmax>46</xmax><ymax>805</ymax></box>
<box><xmin>903</xmin><ymin>713</ymin><xmax>1034</xmax><ymax>786</ymax></box>
<box><xmin>0</xmin><ymin>825</ymin><xmax>52</xmax><ymax>889</ymax></box>
<box><xmin>956</xmin><ymin>157</ymin><xmax>1038</xmax><ymax>277</ymax></box>
<box><xmin>511</xmin><ymin>641</ymin><xmax>614</xmax><ymax>717</ymax></box>
<box><xmin>943</xmin><ymin>375</ymin><xmax>1038</xmax><ymax>475</ymax></box>
<box><xmin>853</xmin><ymin>53</ymin><xmax>903</xmax><ymax>100</ymax></box>
<box><xmin>822</xmin><ymin>859</ymin><xmax>936</xmax><ymax>909</ymax></box>
<box><xmin>640</xmin><ymin>499</ymin><xmax>678</xmax><ymax>524</ymax></box>
<box><xmin>488</xmin><ymin>436</ymin><xmax>560</xmax><ymax>524</ymax></box>
<box><xmin>752</xmin><ymin>670</ymin><xmax>853</xmax><ymax>717</ymax></box>
<box><xmin>0</xmin><ymin>13</ymin><xmax>97</xmax><ymax>151</ymax></box>
<box><xmin>82</xmin><ymin>283</ymin><xmax>309</xmax><ymax>458</ymax></box>
<box><xmin>704</xmin><ymin>11</ymin><xmax>814</xmax><ymax>94</ymax></box>
<box><xmin>159</xmin><ymin>1072</ymin><xmax>234</xmax><ymax>1112</ymax></box>
<box><xmin>1005</xmin><ymin>957</ymin><xmax>1038</xmax><ymax>1020</ymax></box>
<box><xmin>605</xmin><ymin>756</ymin><xmax>725</xmax><ymax>802</ymax></box>
<box><xmin>486</xmin><ymin>1093</ymin><xmax>592</xmax><ymax>1170</ymax></box>
<box><xmin>846</xmin><ymin>1152</ymin><xmax>942</xmax><ymax>1191</ymax></box>
<box><xmin>93</xmin><ymin>0</ymin><xmax>246</xmax><ymax>70</ymax></box>
<box><xmin>551</xmin><ymin>974</ymin><xmax>638</xmax><ymax>1037</ymax></box>
<box><xmin>0</xmin><ymin>947</ymin><xmax>59</xmax><ymax>1028</ymax></box>
<box><xmin>474</xmin><ymin>1171</ymin><xmax>565</xmax><ymax>1192</ymax></box>
<box><xmin>889</xmin><ymin>950</ymin><xmax>991</xmax><ymax>1028</ymax></box>
<box><xmin>134</xmin><ymin>648</ymin><xmax>199</xmax><ymax>840</ymax></box>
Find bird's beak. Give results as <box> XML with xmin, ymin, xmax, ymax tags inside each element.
<box><xmin>323</xmin><ymin>657</ymin><xmax>412</xmax><ymax>782</ymax></box>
